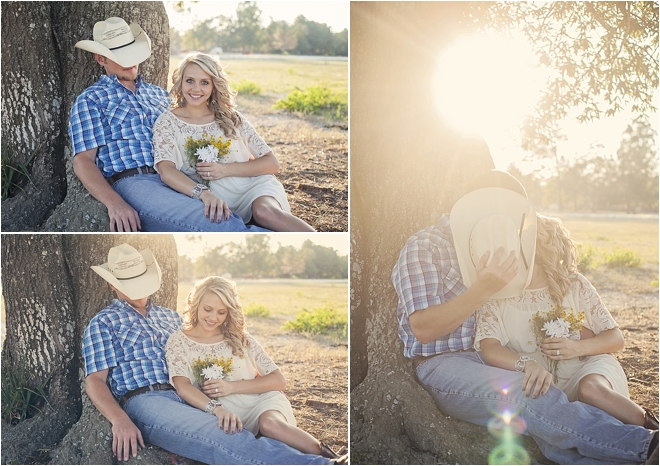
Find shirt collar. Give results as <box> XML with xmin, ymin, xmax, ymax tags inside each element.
<box><xmin>100</xmin><ymin>73</ymin><xmax>144</xmax><ymax>89</ymax></box>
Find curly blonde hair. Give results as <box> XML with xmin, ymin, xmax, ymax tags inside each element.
<box><xmin>535</xmin><ymin>215</ymin><xmax>579</xmax><ymax>307</ymax></box>
<box><xmin>183</xmin><ymin>276</ymin><xmax>249</xmax><ymax>358</ymax></box>
<box><xmin>170</xmin><ymin>52</ymin><xmax>243</xmax><ymax>138</ymax></box>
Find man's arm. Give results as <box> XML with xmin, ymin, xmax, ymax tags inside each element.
<box><xmin>409</xmin><ymin>248</ymin><xmax>518</xmax><ymax>344</ymax></box>
<box><xmin>85</xmin><ymin>369</ymin><xmax>144</xmax><ymax>461</ymax></box>
<box><xmin>72</xmin><ymin>149</ymin><xmax>141</xmax><ymax>232</ymax></box>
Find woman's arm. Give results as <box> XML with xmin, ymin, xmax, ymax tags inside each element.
<box><xmin>200</xmin><ymin>369</ymin><xmax>287</xmax><ymax>398</ymax></box>
<box><xmin>196</xmin><ymin>152</ymin><xmax>280</xmax><ymax>181</ymax></box>
<box><xmin>171</xmin><ymin>375</ymin><xmax>242</xmax><ymax>434</ymax></box>
<box><xmin>541</xmin><ymin>328</ymin><xmax>624</xmax><ymax>361</ymax></box>
<box><xmin>480</xmin><ymin>338</ymin><xmax>553</xmax><ymax>398</ymax></box>
<box><xmin>156</xmin><ymin>160</ymin><xmax>231</xmax><ymax>221</ymax></box>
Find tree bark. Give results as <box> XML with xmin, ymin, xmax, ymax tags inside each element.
<box><xmin>1</xmin><ymin>234</ymin><xmax>177</xmax><ymax>464</ymax></box>
<box><xmin>350</xmin><ymin>3</ymin><xmax>547</xmax><ymax>464</ymax></box>
<box><xmin>1</xmin><ymin>1</ymin><xmax>169</xmax><ymax>232</ymax></box>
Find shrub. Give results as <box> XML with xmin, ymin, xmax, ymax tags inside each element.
<box><xmin>283</xmin><ymin>306</ymin><xmax>347</xmax><ymax>338</ymax></box>
<box><xmin>274</xmin><ymin>84</ymin><xmax>348</xmax><ymax>121</ymax></box>
<box><xmin>243</xmin><ymin>303</ymin><xmax>271</xmax><ymax>318</ymax></box>
<box><xmin>603</xmin><ymin>247</ymin><xmax>642</xmax><ymax>268</ymax></box>
<box><xmin>234</xmin><ymin>79</ymin><xmax>263</xmax><ymax>95</ymax></box>
<box><xmin>576</xmin><ymin>243</ymin><xmax>599</xmax><ymax>272</ymax></box>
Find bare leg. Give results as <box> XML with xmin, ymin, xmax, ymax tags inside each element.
<box><xmin>252</xmin><ymin>196</ymin><xmax>315</xmax><ymax>232</ymax></box>
<box><xmin>258</xmin><ymin>410</ymin><xmax>321</xmax><ymax>455</ymax></box>
<box><xmin>577</xmin><ymin>374</ymin><xmax>645</xmax><ymax>426</ymax></box>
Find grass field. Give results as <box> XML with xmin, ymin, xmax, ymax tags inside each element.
<box><xmin>557</xmin><ymin>214</ymin><xmax>659</xmax><ymax>266</ymax></box>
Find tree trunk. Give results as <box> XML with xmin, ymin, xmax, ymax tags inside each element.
<box><xmin>350</xmin><ymin>3</ymin><xmax>546</xmax><ymax>464</ymax></box>
<box><xmin>1</xmin><ymin>234</ymin><xmax>178</xmax><ymax>464</ymax></box>
<box><xmin>1</xmin><ymin>1</ymin><xmax>169</xmax><ymax>232</ymax></box>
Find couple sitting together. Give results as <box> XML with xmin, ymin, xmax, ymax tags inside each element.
<box><xmin>69</xmin><ymin>17</ymin><xmax>314</xmax><ymax>232</ymax></box>
<box><xmin>393</xmin><ymin>170</ymin><xmax>658</xmax><ymax>464</ymax></box>
<box><xmin>83</xmin><ymin>243</ymin><xmax>346</xmax><ymax>464</ymax></box>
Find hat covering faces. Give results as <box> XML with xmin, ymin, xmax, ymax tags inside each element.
<box><xmin>450</xmin><ymin>187</ymin><xmax>537</xmax><ymax>299</ymax></box>
<box><xmin>91</xmin><ymin>244</ymin><xmax>161</xmax><ymax>300</ymax></box>
<box><xmin>75</xmin><ymin>17</ymin><xmax>151</xmax><ymax>67</ymax></box>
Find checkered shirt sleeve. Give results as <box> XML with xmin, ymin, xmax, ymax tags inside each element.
<box><xmin>82</xmin><ymin>313</ymin><xmax>117</xmax><ymax>374</ymax></box>
<box><xmin>392</xmin><ymin>215</ymin><xmax>475</xmax><ymax>358</ymax></box>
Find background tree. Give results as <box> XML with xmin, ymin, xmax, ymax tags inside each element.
<box><xmin>1</xmin><ymin>234</ymin><xmax>178</xmax><ymax>464</ymax></box>
<box><xmin>1</xmin><ymin>1</ymin><xmax>169</xmax><ymax>232</ymax></box>
<box><xmin>616</xmin><ymin>118</ymin><xmax>658</xmax><ymax>212</ymax></box>
<box><xmin>350</xmin><ymin>3</ymin><xmax>545</xmax><ymax>464</ymax></box>
<box><xmin>481</xmin><ymin>2</ymin><xmax>659</xmax><ymax>152</ymax></box>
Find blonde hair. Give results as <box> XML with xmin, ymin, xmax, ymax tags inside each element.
<box><xmin>170</xmin><ymin>52</ymin><xmax>243</xmax><ymax>138</ymax></box>
<box><xmin>535</xmin><ymin>215</ymin><xmax>579</xmax><ymax>307</ymax></box>
<box><xmin>183</xmin><ymin>276</ymin><xmax>248</xmax><ymax>357</ymax></box>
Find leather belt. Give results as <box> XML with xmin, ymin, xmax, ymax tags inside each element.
<box><xmin>119</xmin><ymin>383</ymin><xmax>174</xmax><ymax>407</ymax></box>
<box><xmin>108</xmin><ymin>166</ymin><xmax>157</xmax><ymax>185</ymax></box>
<box><xmin>412</xmin><ymin>348</ymin><xmax>475</xmax><ymax>368</ymax></box>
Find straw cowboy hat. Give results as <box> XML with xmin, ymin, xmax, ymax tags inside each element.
<box><xmin>75</xmin><ymin>17</ymin><xmax>151</xmax><ymax>67</ymax></box>
<box><xmin>450</xmin><ymin>187</ymin><xmax>537</xmax><ymax>299</ymax></box>
<box><xmin>91</xmin><ymin>244</ymin><xmax>161</xmax><ymax>300</ymax></box>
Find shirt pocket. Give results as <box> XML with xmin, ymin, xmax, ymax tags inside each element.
<box><xmin>106</xmin><ymin>99</ymin><xmax>147</xmax><ymax>140</ymax></box>
<box><xmin>118</xmin><ymin>325</ymin><xmax>160</xmax><ymax>360</ymax></box>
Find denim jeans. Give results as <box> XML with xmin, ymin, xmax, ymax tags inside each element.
<box><xmin>113</xmin><ymin>174</ymin><xmax>271</xmax><ymax>232</ymax></box>
<box><xmin>123</xmin><ymin>390</ymin><xmax>329</xmax><ymax>464</ymax></box>
<box><xmin>416</xmin><ymin>352</ymin><xmax>653</xmax><ymax>465</ymax></box>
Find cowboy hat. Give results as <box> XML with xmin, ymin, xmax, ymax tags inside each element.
<box><xmin>75</xmin><ymin>17</ymin><xmax>151</xmax><ymax>67</ymax></box>
<box><xmin>91</xmin><ymin>244</ymin><xmax>161</xmax><ymax>300</ymax></box>
<box><xmin>450</xmin><ymin>187</ymin><xmax>537</xmax><ymax>299</ymax></box>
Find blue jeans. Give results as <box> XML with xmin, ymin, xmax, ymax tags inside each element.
<box><xmin>113</xmin><ymin>174</ymin><xmax>271</xmax><ymax>232</ymax></box>
<box><xmin>416</xmin><ymin>352</ymin><xmax>653</xmax><ymax>465</ymax></box>
<box><xmin>123</xmin><ymin>390</ymin><xmax>329</xmax><ymax>464</ymax></box>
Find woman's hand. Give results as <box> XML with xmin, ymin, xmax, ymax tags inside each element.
<box><xmin>196</xmin><ymin>161</ymin><xmax>232</xmax><ymax>182</ymax></box>
<box><xmin>541</xmin><ymin>337</ymin><xmax>582</xmax><ymax>361</ymax></box>
<box><xmin>202</xmin><ymin>378</ymin><xmax>234</xmax><ymax>397</ymax></box>
<box><xmin>521</xmin><ymin>360</ymin><xmax>553</xmax><ymax>398</ymax></box>
<box><xmin>199</xmin><ymin>190</ymin><xmax>231</xmax><ymax>222</ymax></box>
<box><xmin>212</xmin><ymin>406</ymin><xmax>243</xmax><ymax>434</ymax></box>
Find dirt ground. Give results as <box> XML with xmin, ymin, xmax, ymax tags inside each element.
<box><xmin>240</xmin><ymin>98</ymin><xmax>348</xmax><ymax>232</ymax></box>
<box><xmin>586</xmin><ymin>265</ymin><xmax>659</xmax><ymax>418</ymax></box>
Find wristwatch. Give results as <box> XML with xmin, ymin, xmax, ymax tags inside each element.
<box><xmin>514</xmin><ymin>355</ymin><xmax>535</xmax><ymax>372</ymax></box>
<box><xmin>205</xmin><ymin>399</ymin><xmax>222</xmax><ymax>414</ymax></box>
<box><xmin>191</xmin><ymin>183</ymin><xmax>208</xmax><ymax>199</ymax></box>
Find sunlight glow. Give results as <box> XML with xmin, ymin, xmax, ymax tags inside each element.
<box><xmin>432</xmin><ymin>32</ymin><xmax>544</xmax><ymax>138</ymax></box>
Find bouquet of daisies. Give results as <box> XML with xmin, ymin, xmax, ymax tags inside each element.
<box><xmin>184</xmin><ymin>134</ymin><xmax>232</xmax><ymax>186</ymax></box>
<box><xmin>529</xmin><ymin>306</ymin><xmax>584</xmax><ymax>383</ymax></box>
<box><xmin>190</xmin><ymin>355</ymin><xmax>233</xmax><ymax>395</ymax></box>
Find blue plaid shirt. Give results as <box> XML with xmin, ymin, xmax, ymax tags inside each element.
<box><xmin>68</xmin><ymin>74</ymin><xmax>169</xmax><ymax>178</ymax></box>
<box><xmin>392</xmin><ymin>214</ymin><xmax>475</xmax><ymax>358</ymax></box>
<box><xmin>82</xmin><ymin>299</ymin><xmax>183</xmax><ymax>399</ymax></box>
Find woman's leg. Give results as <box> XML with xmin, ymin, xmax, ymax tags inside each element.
<box><xmin>252</xmin><ymin>196</ymin><xmax>315</xmax><ymax>232</ymax></box>
<box><xmin>258</xmin><ymin>410</ymin><xmax>322</xmax><ymax>455</ymax></box>
<box><xmin>577</xmin><ymin>374</ymin><xmax>646</xmax><ymax>426</ymax></box>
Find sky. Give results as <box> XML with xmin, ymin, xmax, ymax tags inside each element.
<box><xmin>174</xmin><ymin>233</ymin><xmax>349</xmax><ymax>259</ymax></box>
<box><xmin>165</xmin><ymin>1</ymin><xmax>349</xmax><ymax>33</ymax></box>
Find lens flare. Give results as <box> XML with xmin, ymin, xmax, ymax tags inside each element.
<box><xmin>488</xmin><ymin>442</ymin><xmax>531</xmax><ymax>465</ymax></box>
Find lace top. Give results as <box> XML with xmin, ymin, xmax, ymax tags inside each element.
<box><xmin>474</xmin><ymin>273</ymin><xmax>618</xmax><ymax>353</ymax></box>
<box><xmin>152</xmin><ymin>110</ymin><xmax>272</xmax><ymax>177</ymax></box>
<box><xmin>165</xmin><ymin>331</ymin><xmax>279</xmax><ymax>388</ymax></box>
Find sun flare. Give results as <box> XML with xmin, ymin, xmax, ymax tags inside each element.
<box><xmin>432</xmin><ymin>33</ymin><xmax>545</xmax><ymax>139</ymax></box>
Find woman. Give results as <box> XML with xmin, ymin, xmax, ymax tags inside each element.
<box><xmin>153</xmin><ymin>52</ymin><xmax>314</xmax><ymax>231</ymax></box>
<box><xmin>165</xmin><ymin>276</ymin><xmax>338</xmax><ymax>459</ymax></box>
<box><xmin>474</xmin><ymin>215</ymin><xmax>657</xmax><ymax>429</ymax></box>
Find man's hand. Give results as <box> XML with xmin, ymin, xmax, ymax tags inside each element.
<box><xmin>106</xmin><ymin>199</ymin><xmax>141</xmax><ymax>232</ymax></box>
<box><xmin>474</xmin><ymin>247</ymin><xmax>518</xmax><ymax>296</ymax></box>
<box><xmin>112</xmin><ymin>416</ymin><xmax>145</xmax><ymax>461</ymax></box>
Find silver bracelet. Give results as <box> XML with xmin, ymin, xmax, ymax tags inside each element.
<box><xmin>514</xmin><ymin>355</ymin><xmax>535</xmax><ymax>372</ymax></box>
<box><xmin>205</xmin><ymin>399</ymin><xmax>221</xmax><ymax>414</ymax></box>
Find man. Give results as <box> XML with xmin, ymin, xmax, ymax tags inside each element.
<box><xmin>83</xmin><ymin>243</ymin><xmax>346</xmax><ymax>464</ymax></box>
<box><xmin>69</xmin><ymin>17</ymin><xmax>267</xmax><ymax>232</ymax></box>
<box><xmin>392</xmin><ymin>170</ymin><xmax>658</xmax><ymax>464</ymax></box>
